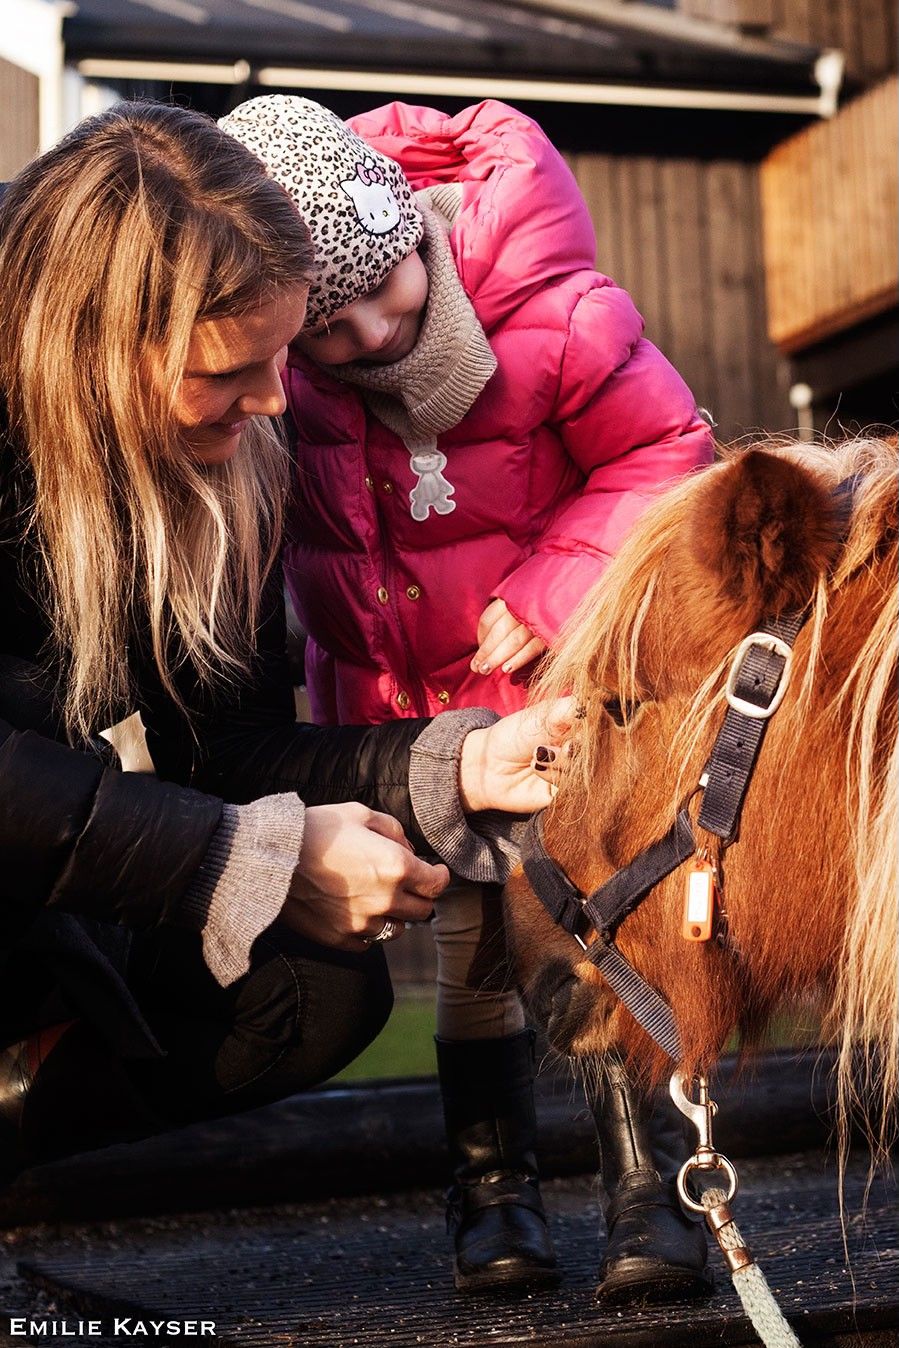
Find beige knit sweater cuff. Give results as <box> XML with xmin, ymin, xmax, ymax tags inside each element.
<box><xmin>179</xmin><ymin>794</ymin><xmax>306</xmax><ymax>987</ymax></box>
<box><xmin>409</xmin><ymin>709</ymin><xmax>528</xmax><ymax>884</ymax></box>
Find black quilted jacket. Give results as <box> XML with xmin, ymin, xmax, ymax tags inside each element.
<box><xmin>0</xmin><ymin>428</ymin><xmax>427</xmax><ymax>1047</ymax></box>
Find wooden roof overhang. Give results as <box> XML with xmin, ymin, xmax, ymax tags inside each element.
<box><xmin>64</xmin><ymin>0</ymin><xmax>832</xmax><ymax>117</ymax></box>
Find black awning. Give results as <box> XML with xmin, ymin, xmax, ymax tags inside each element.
<box><xmin>63</xmin><ymin>0</ymin><xmax>822</xmax><ymax>97</ymax></box>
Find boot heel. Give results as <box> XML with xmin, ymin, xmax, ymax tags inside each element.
<box><xmin>437</xmin><ymin>1031</ymin><xmax>561</xmax><ymax>1294</ymax></box>
<box><xmin>593</xmin><ymin>1056</ymin><xmax>713</xmax><ymax>1306</ymax></box>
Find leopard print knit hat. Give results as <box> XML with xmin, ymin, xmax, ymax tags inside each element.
<box><xmin>219</xmin><ymin>95</ymin><xmax>424</xmax><ymax>330</ymax></box>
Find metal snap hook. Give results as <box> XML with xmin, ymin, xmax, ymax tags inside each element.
<box><xmin>677</xmin><ymin>1152</ymin><xmax>739</xmax><ymax>1214</ymax></box>
<box><xmin>669</xmin><ymin>1072</ymin><xmax>739</xmax><ymax>1214</ymax></box>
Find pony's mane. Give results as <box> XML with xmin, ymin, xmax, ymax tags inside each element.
<box><xmin>535</xmin><ymin>436</ymin><xmax>898</xmax><ymax>1159</ymax></box>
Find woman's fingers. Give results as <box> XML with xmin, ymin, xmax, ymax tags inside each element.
<box><xmin>530</xmin><ymin>743</ymin><xmax>564</xmax><ymax>783</ymax></box>
<box><xmin>543</xmin><ymin>694</ymin><xmax>578</xmax><ymax>743</ymax></box>
<box><xmin>363</xmin><ymin>808</ymin><xmax>414</xmax><ymax>851</ymax></box>
<box><xmin>456</xmin><ymin>696</ymin><xmax>576</xmax><ymax>814</ymax></box>
<box><xmin>288</xmin><ymin>803</ymin><xmax>448</xmax><ymax>950</ymax></box>
<box><xmin>395</xmin><ymin>852</ymin><xmax>450</xmax><ymax>905</ymax></box>
<box><xmin>364</xmin><ymin>811</ymin><xmax>448</xmax><ymax>896</ymax></box>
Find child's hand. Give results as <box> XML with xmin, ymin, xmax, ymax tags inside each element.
<box><xmin>472</xmin><ymin>598</ymin><xmax>547</xmax><ymax>677</ymax></box>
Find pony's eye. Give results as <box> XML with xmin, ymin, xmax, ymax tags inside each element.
<box><xmin>603</xmin><ymin>697</ymin><xmax>638</xmax><ymax>727</ymax></box>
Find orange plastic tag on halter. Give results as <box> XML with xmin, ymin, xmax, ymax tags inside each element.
<box><xmin>682</xmin><ymin>858</ymin><xmax>717</xmax><ymax>942</ymax></box>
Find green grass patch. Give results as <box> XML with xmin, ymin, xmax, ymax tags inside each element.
<box><xmin>334</xmin><ymin>994</ymin><xmax>437</xmax><ymax>1082</ymax></box>
<box><xmin>726</xmin><ymin>1008</ymin><xmax>822</xmax><ymax>1055</ymax></box>
<box><xmin>333</xmin><ymin>996</ymin><xmax>822</xmax><ymax>1083</ymax></box>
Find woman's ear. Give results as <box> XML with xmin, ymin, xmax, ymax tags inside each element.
<box><xmin>688</xmin><ymin>449</ymin><xmax>841</xmax><ymax>615</ymax></box>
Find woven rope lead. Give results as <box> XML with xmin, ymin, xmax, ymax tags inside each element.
<box><xmin>701</xmin><ymin>1187</ymin><xmax>802</xmax><ymax>1348</ymax></box>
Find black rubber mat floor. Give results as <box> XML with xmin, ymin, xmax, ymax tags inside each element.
<box><xmin>10</xmin><ymin>1152</ymin><xmax>899</xmax><ymax>1348</ymax></box>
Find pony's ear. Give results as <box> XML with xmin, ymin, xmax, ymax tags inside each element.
<box><xmin>689</xmin><ymin>450</ymin><xmax>840</xmax><ymax>614</ymax></box>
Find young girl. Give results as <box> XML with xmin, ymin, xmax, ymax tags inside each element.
<box><xmin>221</xmin><ymin>95</ymin><xmax>714</xmax><ymax>1303</ymax></box>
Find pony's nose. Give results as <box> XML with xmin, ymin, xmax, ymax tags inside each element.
<box><xmin>526</xmin><ymin>960</ymin><xmax>580</xmax><ymax>1033</ymax></box>
<box><xmin>525</xmin><ymin>958</ymin><xmax>614</xmax><ymax>1057</ymax></box>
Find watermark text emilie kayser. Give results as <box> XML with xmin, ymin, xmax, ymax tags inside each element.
<box><xmin>6</xmin><ymin>1319</ymin><xmax>216</xmax><ymax>1338</ymax></box>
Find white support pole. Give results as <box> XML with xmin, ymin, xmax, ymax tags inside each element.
<box><xmin>0</xmin><ymin>0</ymin><xmax>74</xmax><ymax>150</ymax></box>
<box><xmin>789</xmin><ymin>383</ymin><xmax>815</xmax><ymax>441</ymax></box>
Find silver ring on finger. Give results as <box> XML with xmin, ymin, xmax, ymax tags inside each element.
<box><xmin>363</xmin><ymin>918</ymin><xmax>399</xmax><ymax>945</ymax></box>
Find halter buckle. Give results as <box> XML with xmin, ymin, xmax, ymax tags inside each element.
<box><xmin>724</xmin><ymin>632</ymin><xmax>794</xmax><ymax>720</ymax></box>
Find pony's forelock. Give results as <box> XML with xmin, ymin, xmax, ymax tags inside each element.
<box><xmin>534</xmin><ymin>471</ymin><xmax>699</xmax><ymax>788</ymax></box>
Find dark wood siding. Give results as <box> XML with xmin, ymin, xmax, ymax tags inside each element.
<box><xmin>570</xmin><ymin>151</ymin><xmax>789</xmax><ymax>442</ymax></box>
<box><xmin>679</xmin><ymin>0</ymin><xmax>898</xmax><ymax>84</ymax></box>
<box><xmin>0</xmin><ymin>58</ymin><xmax>40</xmax><ymax>181</ymax></box>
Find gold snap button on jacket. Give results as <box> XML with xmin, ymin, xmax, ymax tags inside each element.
<box><xmin>396</xmin><ymin>691</ymin><xmax>410</xmax><ymax>710</ymax></box>
<box><xmin>406</xmin><ymin>585</ymin><xmax>421</xmax><ymax>601</ymax></box>
<box><xmin>381</xmin><ymin>481</ymin><xmax>394</xmax><ymax>494</ymax></box>
<box><xmin>364</xmin><ymin>475</ymin><xmax>374</xmax><ymax>490</ymax></box>
<box><xmin>437</xmin><ymin>690</ymin><xmax>450</xmax><ymax>705</ymax></box>
<box><xmin>376</xmin><ymin>586</ymin><xmax>389</xmax><ymax>605</ymax></box>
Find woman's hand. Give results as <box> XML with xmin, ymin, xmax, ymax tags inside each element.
<box><xmin>282</xmin><ymin>803</ymin><xmax>449</xmax><ymax>950</ymax></box>
<box><xmin>472</xmin><ymin>598</ymin><xmax>547</xmax><ymax>677</ymax></box>
<box><xmin>458</xmin><ymin>697</ymin><xmax>575</xmax><ymax>814</ymax></box>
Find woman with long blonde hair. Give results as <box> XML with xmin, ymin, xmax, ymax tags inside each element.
<box><xmin>0</xmin><ymin>102</ymin><xmax>567</xmax><ymax>1177</ymax></box>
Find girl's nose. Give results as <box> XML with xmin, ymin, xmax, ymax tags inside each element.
<box><xmin>350</xmin><ymin>307</ymin><xmax>390</xmax><ymax>353</ymax></box>
<box><xmin>237</xmin><ymin>352</ymin><xmax>288</xmax><ymax>418</ymax></box>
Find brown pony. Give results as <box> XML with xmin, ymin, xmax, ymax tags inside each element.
<box><xmin>505</xmin><ymin>437</ymin><xmax>898</xmax><ymax>1159</ymax></box>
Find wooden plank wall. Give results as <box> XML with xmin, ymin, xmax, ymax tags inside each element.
<box><xmin>761</xmin><ymin>76</ymin><xmax>899</xmax><ymax>352</ymax></box>
<box><xmin>0</xmin><ymin>58</ymin><xmax>40</xmax><ymax>181</ymax></box>
<box><xmin>570</xmin><ymin>152</ymin><xmax>788</xmax><ymax>442</ymax></box>
<box><xmin>679</xmin><ymin>0</ymin><xmax>898</xmax><ymax>84</ymax></box>
<box><xmin>770</xmin><ymin>0</ymin><xmax>898</xmax><ymax>84</ymax></box>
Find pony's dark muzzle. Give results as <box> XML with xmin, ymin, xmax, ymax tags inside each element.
<box><xmin>525</xmin><ymin>959</ymin><xmax>613</xmax><ymax>1057</ymax></box>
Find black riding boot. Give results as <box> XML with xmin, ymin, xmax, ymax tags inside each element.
<box><xmin>0</xmin><ymin>1022</ymin><xmax>158</xmax><ymax>1182</ymax></box>
<box><xmin>436</xmin><ymin>1029</ymin><xmax>561</xmax><ymax>1293</ymax></box>
<box><xmin>592</xmin><ymin>1056</ymin><xmax>713</xmax><ymax>1306</ymax></box>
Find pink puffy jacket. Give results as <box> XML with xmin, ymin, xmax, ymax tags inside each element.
<box><xmin>282</xmin><ymin>101</ymin><xmax>713</xmax><ymax>725</ymax></box>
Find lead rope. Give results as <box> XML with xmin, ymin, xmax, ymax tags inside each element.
<box><xmin>700</xmin><ymin>1187</ymin><xmax>801</xmax><ymax>1348</ymax></box>
<box><xmin>671</xmin><ymin>1075</ymin><xmax>802</xmax><ymax>1348</ymax></box>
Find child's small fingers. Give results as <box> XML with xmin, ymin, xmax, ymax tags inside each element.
<box><xmin>500</xmin><ymin>636</ymin><xmax>546</xmax><ymax>675</ymax></box>
<box><xmin>471</xmin><ymin>612</ymin><xmax>521</xmax><ymax>673</ymax></box>
<box><xmin>478</xmin><ymin>625</ymin><xmax>531</xmax><ymax>674</ymax></box>
<box><xmin>471</xmin><ymin>639</ymin><xmax>497</xmax><ymax>673</ymax></box>
<box><xmin>476</xmin><ymin>597</ymin><xmax>507</xmax><ymax>645</ymax></box>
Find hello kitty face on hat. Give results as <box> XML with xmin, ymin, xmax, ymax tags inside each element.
<box><xmin>341</xmin><ymin>158</ymin><xmax>401</xmax><ymax>235</ymax></box>
<box><xmin>218</xmin><ymin>96</ymin><xmax>424</xmax><ymax>327</ymax></box>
